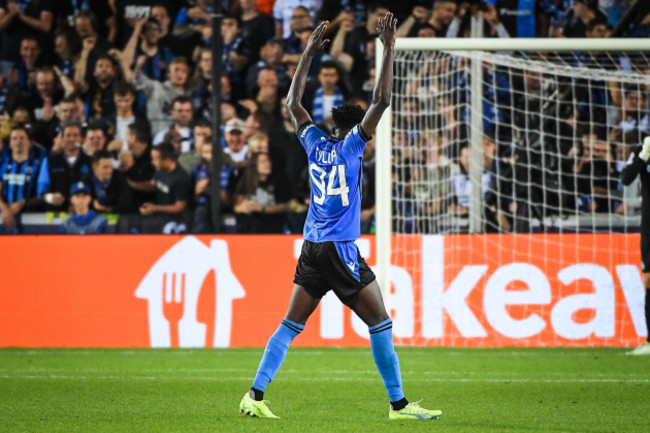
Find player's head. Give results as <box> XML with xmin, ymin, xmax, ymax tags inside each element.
<box><xmin>331</xmin><ymin>103</ymin><xmax>366</xmax><ymax>138</ymax></box>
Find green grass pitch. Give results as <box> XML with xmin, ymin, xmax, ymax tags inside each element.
<box><xmin>0</xmin><ymin>347</ymin><xmax>648</xmax><ymax>432</ymax></box>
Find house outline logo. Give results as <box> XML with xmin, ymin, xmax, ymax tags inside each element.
<box><xmin>135</xmin><ymin>237</ymin><xmax>245</xmax><ymax>348</ymax></box>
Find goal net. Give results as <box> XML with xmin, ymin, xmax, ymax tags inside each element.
<box><xmin>377</xmin><ymin>38</ymin><xmax>650</xmax><ymax>347</ymax></box>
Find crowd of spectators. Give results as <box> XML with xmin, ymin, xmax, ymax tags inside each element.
<box><xmin>0</xmin><ymin>0</ymin><xmax>648</xmax><ymax>234</ymax></box>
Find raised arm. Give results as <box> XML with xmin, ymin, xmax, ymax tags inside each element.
<box><xmin>285</xmin><ymin>21</ymin><xmax>330</xmax><ymax>131</ymax></box>
<box><xmin>122</xmin><ymin>18</ymin><xmax>147</xmax><ymax>70</ymax></box>
<box><xmin>360</xmin><ymin>11</ymin><xmax>396</xmax><ymax>135</ymax></box>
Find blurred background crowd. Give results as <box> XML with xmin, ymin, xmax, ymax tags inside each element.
<box><xmin>0</xmin><ymin>0</ymin><xmax>648</xmax><ymax>234</ymax></box>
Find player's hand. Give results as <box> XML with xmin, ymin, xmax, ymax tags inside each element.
<box><xmin>640</xmin><ymin>136</ymin><xmax>650</xmax><ymax>161</ymax></box>
<box><xmin>377</xmin><ymin>11</ymin><xmax>397</xmax><ymax>49</ymax></box>
<box><xmin>305</xmin><ymin>21</ymin><xmax>330</xmax><ymax>56</ymax></box>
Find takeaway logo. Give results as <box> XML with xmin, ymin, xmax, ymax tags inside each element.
<box><xmin>136</xmin><ymin>237</ymin><xmax>245</xmax><ymax>348</ymax></box>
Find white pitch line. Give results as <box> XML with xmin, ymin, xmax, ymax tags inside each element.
<box><xmin>1</xmin><ymin>374</ymin><xmax>649</xmax><ymax>384</ymax></box>
<box><xmin>0</xmin><ymin>367</ymin><xmax>646</xmax><ymax>379</ymax></box>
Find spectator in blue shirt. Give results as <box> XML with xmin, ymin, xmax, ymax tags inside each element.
<box><xmin>0</xmin><ymin>124</ymin><xmax>44</xmax><ymax>233</ymax></box>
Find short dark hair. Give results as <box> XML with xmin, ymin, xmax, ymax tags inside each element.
<box><xmin>331</xmin><ymin>103</ymin><xmax>366</xmax><ymax>133</ymax></box>
<box><xmin>10</xmin><ymin>123</ymin><xmax>32</xmax><ymax>139</ymax></box>
<box><xmin>61</xmin><ymin>94</ymin><xmax>80</xmax><ymax>105</ymax></box>
<box><xmin>62</xmin><ymin>121</ymin><xmax>84</xmax><ymax>137</ymax></box>
<box><xmin>172</xmin><ymin>95</ymin><xmax>192</xmax><ymax>108</ymax></box>
<box><xmin>194</xmin><ymin>118</ymin><xmax>212</xmax><ymax>129</ymax></box>
<box><xmin>75</xmin><ymin>10</ymin><xmax>98</xmax><ymax>31</ymax></box>
<box><xmin>223</xmin><ymin>12</ymin><xmax>242</xmax><ymax>28</ymax></box>
<box><xmin>95</xmin><ymin>53</ymin><xmax>116</xmax><ymax>67</ymax></box>
<box><xmin>92</xmin><ymin>150</ymin><xmax>112</xmax><ymax>165</ymax></box>
<box><xmin>86</xmin><ymin>121</ymin><xmax>106</xmax><ymax>135</ymax></box>
<box><xmin>153</xmin><ymin>141</ymin><xmax>176</xmax><ymax>161</ymax></box>
<box><xmin>128</xmin><ymin>122</ymin><xmax>151</xmax><ymax>144</ymax></box>
<box><xmin>114</xmin><ymin>80</ymin><xmax>137</xmax><ymax>97</ymax></box>
<box><xmin>318</xmin><ymin>60</ymin><xmax>339</xmax><ymax>73</ymax></box>
<box><xmin>170</xmin><ymin>56</ymin><xmax>190</xmax><ymax>68</ymax></box>
<box><xmin>20</xmin><ymin>35</ymin><xmax>39</xmax><ymax>46</ymax></box>
<box><xmin>151</xmin><ymin>3</ymin><xmax>170</xmax><ymax>16</ymax></box>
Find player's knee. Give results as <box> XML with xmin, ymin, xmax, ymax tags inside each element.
<box><xmin>366</xmin><ymin>313</ymin><xmax>390</xmax><ymax>328</ymax></box>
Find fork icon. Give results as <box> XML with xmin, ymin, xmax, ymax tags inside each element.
<box><xmin>162</xmin><ymin>272</ymin><xmax>186</xmax><ymax>348</ymax></box>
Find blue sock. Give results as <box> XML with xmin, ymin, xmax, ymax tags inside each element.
<box><xmin>252</xmin><ymin>319</ymin><xmax>304</xmax><ymax>392</ymax></box>
<box><xmin>369</xmin><ymin>319</ymin><xmax>405</xmax><ymax>402</ymax></box>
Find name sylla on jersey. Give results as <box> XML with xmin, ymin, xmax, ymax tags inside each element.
<box><xmin>316</xmin><ymin>148</ymin><xmax>337</xmax><ymax>164</ymax></box>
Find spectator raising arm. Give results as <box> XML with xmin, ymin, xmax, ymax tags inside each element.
<box><xmin>108</xmin><ymin>49</ymin><xmax>132</xmax><ymax>83</ymax></box>
<box><xmin>17</xmin><ymin>8</ymin><xmax>53</xmax><ymax>33</ymax></box>
<box><xmin>74</xmin><ymin>37</ymin><xmax>96</xmax><ymax>94</ymax></box>
<box><xmin>132</xmin><ymin>55</ymin><xmax>155</xmax><ymax>97</ymax></box>
<box><xmin>121</xmin><ymin>18</ymin><xmax>147</xmax><ymax>70</ymax></box>
<box><xmin>53</xmin><ymin>66</ymin><xmax>75</xmax><ymax>97</ymax></box>
<box><xmin>329</xmin><ymin>17</ymin><xmax>354</xmax><ymax>73</ymax></box>
<box><xmin>0</xmin><ymin>4</ymin><xmax>19</xmax><ymax>32</ymax></box>
<box><xmin>396</xmin><ymin>6</ymin><xmax>429</xmax><ymax>38</ymax></box>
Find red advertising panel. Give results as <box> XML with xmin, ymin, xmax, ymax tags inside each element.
<box><xmin>0</xmin><ymin>234</ymin><xmax>645</xmax><ymax>348</ymax></box>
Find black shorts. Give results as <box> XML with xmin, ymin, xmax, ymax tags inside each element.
<box><xmin>293</xmin><ymin>240</ymin><xmax>376</xmax><ymax>307</ymax></box>
<box><xmin>642</xmin><ymin>233</ymin><xmax>650</xmax><ymax>273</ymax></box>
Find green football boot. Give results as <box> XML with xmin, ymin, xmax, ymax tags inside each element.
<box><xmin>389</xmin><ymin>401</ymin><xmax>442</xmax><ymax>420</ymax></box>
<box><xmin>239</xmin><ymin>392</ymin><xmax>280</xmax><ymax>419</ymax></box>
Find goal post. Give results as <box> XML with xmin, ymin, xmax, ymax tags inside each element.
<box><xmin>375</xmin><ymin>36</ymin><xmax>650</xmax><ymax>346</ymax></box>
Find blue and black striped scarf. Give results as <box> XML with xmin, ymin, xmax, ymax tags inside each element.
<box><xmin>312</xmin><ymin>86</ymin><xmax>344</xmax><ymax>124</ymax></box>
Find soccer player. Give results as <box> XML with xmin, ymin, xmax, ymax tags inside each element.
<box><xmin>621</xmin><ymin>136</ymin><xmax>650</xmax><ymax>355</ymax></box>
<box><xmin>239</xmin><ymin>12</ymin><xmax>442</xmax><ymax>420</ymax></box>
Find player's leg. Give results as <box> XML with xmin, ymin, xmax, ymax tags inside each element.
<box><xmin>352</xmin><ymin>280</ymin><xmax>405</xmax><ymax>405</ymax></box>
<box><xmin>352</xmin><ymin>280</ymin><xmax>441</xmax><ymax>420</ymax></box>
<box><xmin>241</xmin><ymin>285</ymin><xmax>320</xmax><ymax>418</ymax></box>
<box><xmin>251</xmin><ymin>285</ymin><xmax>320</xmax><ymax>396</ymax></box>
